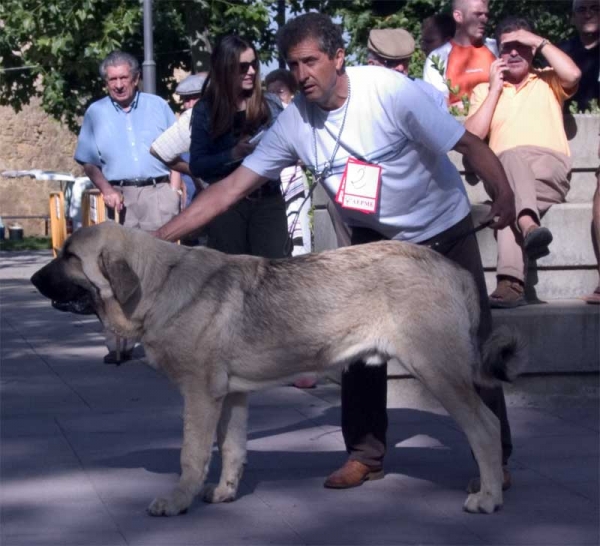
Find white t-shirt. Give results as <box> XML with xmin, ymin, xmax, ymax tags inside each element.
<box><xmin>412</xmin><ymin>77</ymin><xmax>447</xmax><ymax>111</ymax></box>
<box><xmin>244</xmin><ymin>65</ymin><xmax>469</xmax><ymax>243</ymax></box>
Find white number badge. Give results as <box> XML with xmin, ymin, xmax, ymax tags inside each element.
<box><xmin>335</xmin><ymin>157</ymin><xmax>381</xmax><ymax>214</ymax></box>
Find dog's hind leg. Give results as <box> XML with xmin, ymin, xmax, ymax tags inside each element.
<box><xmin>418</xmin><ymin>367</ymin><xmax>503</xmax><ymax>514</ymax></box>
<box><xmin>203</xmin><ymin>392</ymin><xmax>248</xmax><ymax>503</ymax></box>
<box><xmin>446</xmin><ymin>386</ymin><xmax>503</xmax><ymax>514</ymax></box>
<box><xmin>402</xmin><ymin>334</ymin><xmax>503</xmax><ymax>515</ymax></box>
<box><xmin>148</xmin><ymin>390</ymin><xmax>223</xmax><ymax>516</ymax></box>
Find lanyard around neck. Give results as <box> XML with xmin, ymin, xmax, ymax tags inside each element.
<box><xmin>311</xmin><ymin>75</ymin><xmax>351</xmax><ymax>183</ymax></box>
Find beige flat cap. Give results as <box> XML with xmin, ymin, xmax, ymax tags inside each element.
<box><xmin>368</xmin><ymin>28</ymin><xmax>415</xmax><ymax>60</ymax></box>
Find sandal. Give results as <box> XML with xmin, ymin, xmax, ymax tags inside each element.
<box><xmin>523</xmin><ymin>226</ymin><xmax>552</xmax><ymax>260</ymax></box>
<box><xmin>582</xmin><ymin>285</ymin><xmax>600</xmax><ymax>305</ymax></box>
<box><xmin>489</xmin><ymin>279</ymin><xmax>527</xmax><ymax>309</ymax></box>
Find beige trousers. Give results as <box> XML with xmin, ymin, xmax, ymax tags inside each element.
<box><xmin>105</xmin><ymin>183</ymin><xmax>180</xmax><ymax>354</ymax></box>
<box><xmin>484</xmin><ymin>145</ymin><xmax>571</xmax><ymax>282</ymax></box>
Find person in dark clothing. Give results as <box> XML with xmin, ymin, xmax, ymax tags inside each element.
<box><xmin>560</xmin><ymin>1</ymin><xmax>600</xmax><ymax>304</ymax></box>
<box><xmin>187</xmin><ymin>35</ymin><xmax>289</xmax><ymax>258</ymax></box>
<box><xmin>559</xmin><ymin>0</ymin><xmax>599</xmax><ymax>112</ymax></box>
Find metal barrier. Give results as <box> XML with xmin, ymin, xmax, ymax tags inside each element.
<box><xmin>82</xmin><ymin>189</ymin><xmax>110</xmax><ymax>226</ymax></box>
<box><xmin>49</xmin><ymin>191</ymin><xmax>67</xmax><ymax>257</ymax></box>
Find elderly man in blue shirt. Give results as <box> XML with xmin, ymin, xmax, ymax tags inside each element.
<box><xmin>75</xmin><ymin>50</ymin><xmax>181</xmax><ymax>363</ymax></box>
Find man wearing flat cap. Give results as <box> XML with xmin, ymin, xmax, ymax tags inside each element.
<box><xmin>175</xmin><ymin>73</ymin><xmax>205</xmax><ymax>106</ymax></box>
<box><xmin>151</xmin><ymin>73</ymin><xmax>207</xmax><ymax>207</ymax></box>
<box><xmin>367</xmin><ymin>28</ymin><xmax>415</xmax><ymax>74</ymax></box>
<box><xmin>367</xmin><ymin>28</ymin><xmax>446</xmax><ymax>109</ymax></box>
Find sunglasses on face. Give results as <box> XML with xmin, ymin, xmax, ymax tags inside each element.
<box><xmin>499</xmin><ymin>41</ymin><xmax>528</xmax><ymax>55</ymax></box>
<box><xmin>239</xmin><ymin>59</ymin><xmax>259</xmax><ymax>74</ymax></box>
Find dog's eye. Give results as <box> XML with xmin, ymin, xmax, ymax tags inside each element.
<box><xmin>61</xmin><ymin>248</ymin><xmax>78</xmax><ymax>261</ymax></box>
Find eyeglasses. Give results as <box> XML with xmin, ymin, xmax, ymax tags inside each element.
<box><xmin>239</xmin><ymin>59</ymin><xmax>259</xmax><ymax>74</ymax></box>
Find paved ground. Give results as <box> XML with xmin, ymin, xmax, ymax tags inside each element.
<box><xmin>1</xmin><ymin>250</ymin><xmax>599</xmax><ymax>546</ymax></box>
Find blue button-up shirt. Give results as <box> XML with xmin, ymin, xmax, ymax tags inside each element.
<box><xmin>74</xmin><ymin>92</ymin><xmax>175</xmax><ymax>181</ymax></box>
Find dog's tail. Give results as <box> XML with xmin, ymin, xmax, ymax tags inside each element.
<box><xmin>475</xmin><ymin>325</ymin><xmax>527</xmax><ymax>387</ymax></box>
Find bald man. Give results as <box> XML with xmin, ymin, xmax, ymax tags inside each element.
<box><xmin>423</xmin><ymin>0</ymin><xmax>497</xmax><ymax>107</ymax></box>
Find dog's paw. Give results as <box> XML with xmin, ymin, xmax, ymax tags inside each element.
<box><xmin>202</xmin><ymin>483</ymin><xmax>237</xmax><ymax>504</ymax></box>
<box><xmin>147</xmin><ymin>495</ymin><xmax>189</xmax><ymax>517</ymax></box>
<box><xmin>463</xmin><ymin>492</ymin><xmax>502</xmax><ymax>514</ymax></box>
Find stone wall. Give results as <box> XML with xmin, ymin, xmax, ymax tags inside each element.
<box><xmin>0</xmin><ymin>99</ymin><xmax>81</xmax><ymax>236</ymax></box>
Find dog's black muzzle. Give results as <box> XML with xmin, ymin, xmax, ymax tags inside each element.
<box><xmin>31</xmin><ymin>261</ymin><xmax>97</xmax><ymax>316</ymax></box>
<box><xmin>50</xmin><ymin>298</ymin><xmax>96</xmax><ymax>315</ymax></box>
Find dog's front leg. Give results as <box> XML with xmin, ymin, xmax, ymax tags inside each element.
<box><xmin>203</xmin><ymin>392</ymin><xmax>248</xmax><ymax>503</ymax></box>
<box><xmin>148</xmin><ymin>392</ymin><xmax>223</xmax><ymax>516</ymax></box>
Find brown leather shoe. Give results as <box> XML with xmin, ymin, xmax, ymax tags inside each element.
<box><xmin>466</xmin><ymin>466</ymin><xmax>512</xmax><ymax>494</ymax></box>
<box><xmin>324</xmin><ymin>460</ymin><xmax>384</xmax><ymax>489</ymax></box>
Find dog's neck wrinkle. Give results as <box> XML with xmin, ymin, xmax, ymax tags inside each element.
<box><xmin>134</xmin><ymin>245</ymin><xmax>187</xmax><ymax>291</ymax></box>
<box><xmin>141</xmin><ymin>248</ymin><xmax>236</xmax><ymax>327</ymax></box>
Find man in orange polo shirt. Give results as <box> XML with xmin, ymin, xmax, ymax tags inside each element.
<box><xmin>423</xmin><ymin>0</ymin><xmax>497</xmax><ymax>108</ymax></box>
<box><xmin>465</xmin><ymin>16</ymin><xmax>581</xmax><ymax>308</ymax></box>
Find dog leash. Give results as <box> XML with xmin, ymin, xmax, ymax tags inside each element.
<box><xmin>282</xmin><ymin>174</ymin><xmax>321</xmax><ymax>256</ymax></box>
<box><xmin>427</xmin><ymin>220</ymin><xmax>493</xmax><ymax>251</ymax></box>
<box><xmin>284</xmin><ymin>187</ymin><xmax>494</xmax><ymax>256</ymax></box>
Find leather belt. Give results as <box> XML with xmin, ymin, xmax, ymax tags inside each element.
<box><xmin>246</xmin><ymin>181</ymin><xmax>282</xmax><ymax>200</ymax></box>
<box><xmin>109</xmin><ymin>176</ymin><xmax>169</xmax><ymax>187</ymax></box>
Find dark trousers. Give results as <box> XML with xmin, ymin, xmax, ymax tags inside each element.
<box><xmin>341</xmin><ymin>214</ymin><xmax>513</xmax><ymax>467</ymax></box>
<box><xmin>206</xmin><ymin>193</ymin><xmax>289</xmax><ymax>258</ymax></box>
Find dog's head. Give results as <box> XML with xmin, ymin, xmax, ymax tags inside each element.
<box><xmin>31</xmin><ymin>223</ymin><xmax>144</xmax><ymax>337</ymax></box>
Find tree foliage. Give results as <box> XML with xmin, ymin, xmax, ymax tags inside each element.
<box><xmin>0</xmin><ymin>0</ymin><xmax>576</xmax><ymax>132</ymax></box>
<box><xmin>301</xmin><ymin>0</ymin><xmax>574</xmax><ymax>76</ymax></box>
<box><xmin>0</xmin><ymin>0</ymin><xmax>279</xmax><ymax>132</ymax></box>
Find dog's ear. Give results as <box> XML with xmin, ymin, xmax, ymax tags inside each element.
<box><xmin>99</xmin><ymin>249</ymin><xmax>141</xmax><ymax>310</ymax></box>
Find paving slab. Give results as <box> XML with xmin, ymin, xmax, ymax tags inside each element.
<box><xmin>1</xmin><ymin>250</ymin><xmax>599</xmax><ymax>546</ymax></box>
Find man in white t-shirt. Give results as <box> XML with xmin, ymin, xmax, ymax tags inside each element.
<box><xmin>155</xmin><ymin>13</ymin><xmax>516</xmax><ymax>493</ymax></box>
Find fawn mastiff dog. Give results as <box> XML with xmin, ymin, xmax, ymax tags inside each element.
<box><xmin>31</xmin><ymin>222</ymin><xmax>524</xmax><ymax>516</ymax></box>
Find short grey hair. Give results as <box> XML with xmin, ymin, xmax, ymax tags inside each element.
<box><xmin>99</xmin><ymin>51</ymin><xmax>140</xmax><ymax>80</ymax></box>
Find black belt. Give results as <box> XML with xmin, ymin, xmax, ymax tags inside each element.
<box><xmin>246</xmin><ymin>182</ymin><xmax>281</xmax><ymax>200</ymax></box>
<box><xmin>109</xmin><ymin>176</ymin><xmax>169</xmax><ymax>187</ymax></box>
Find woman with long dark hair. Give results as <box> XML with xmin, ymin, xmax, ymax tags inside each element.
<box><xmin>189</xmin><ymin>35</ymin><xmax>288</xmax><ymax>257</ymax></box>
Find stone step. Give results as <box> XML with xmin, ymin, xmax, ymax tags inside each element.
<box><xmin>473</xmin><ymin>203</ymin><xmax>596</xmax><ymax>267</ymax></box>
<box><xmin>315</xmin><ymin>200</ymin><xmax>597</xmax><ymax>299</ymax></box>
<box><xmin>327</xmin><ymin>300</ymin><xmax>599</xmax><ymax>407</ymax></box>
<box><xmin>471</xmin><ymin>202</ymin><xmax>597</xmax><ymax>299</ymax></box>
<box><xmin>484</xmin><ymin>269</ymin><xmax>598</xmax><ymax>301</ymax></box>
<box><xmin>389</xmin><ymin>300</ymin><xmax>598</xmax><ymax>407</ymax></box>
<box><xmin>463</xmin><ymin>170</ymin><xmax>597</xmax><ymax>204</ymax></box>
<box><xmin>387</xmin><ymin>299</ymin><xmax>599</xmax><ymax>375</ymax></box>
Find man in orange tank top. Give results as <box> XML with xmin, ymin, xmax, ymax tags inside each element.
<box><xmin>423</xmin><ymin>0</ymin><xmax>497</xmax><ymax>108</ymax></box>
